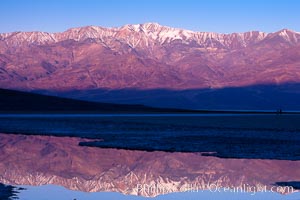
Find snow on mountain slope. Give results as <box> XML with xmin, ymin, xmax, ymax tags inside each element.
<box><xmin>0</xmin><ymin>23</ymin><xmax>300</xmax><ymax>92</ymax></box>
<box><xmin>0</xmin><ymin>22</ymin><xmax>282</xmax><ymax>48</ymax></box>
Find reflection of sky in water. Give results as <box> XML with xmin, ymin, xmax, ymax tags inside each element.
<box><xmin>18</xmin><ymin>185</ymin><xmax>300</xmax><ymax>200</ymax></box>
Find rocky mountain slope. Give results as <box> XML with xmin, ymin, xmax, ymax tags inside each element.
<box><xmin>1</xmin><ymin>23</ymin><xmax>300</xmax><ymax>109</ymax></box>
<box><xmin>1</xmin><ymin>23</ymin><xmax>300</xmax><ymax>91</ymax></box>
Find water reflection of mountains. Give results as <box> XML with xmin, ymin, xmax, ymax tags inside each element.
<box><xmin>0</xmin><ymin>134</ymin><xmax>299</xmax><ymax>197</ymax></box>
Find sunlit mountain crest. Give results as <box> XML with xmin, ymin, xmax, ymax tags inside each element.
<box><xmin>1</xmin><ymin>23</ymin><xmax>298</xmax><ymax>47</ymax></box>
<box><xmin>0</xmin><ymin>23</ymin><xmax>300</xmax><ymax>93</ymax></box>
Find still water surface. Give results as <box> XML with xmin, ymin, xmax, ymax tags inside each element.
<box><xmin>0</xmin><ymin>114</ymin><xmax>299</xmax><ymax>199</ymax></box>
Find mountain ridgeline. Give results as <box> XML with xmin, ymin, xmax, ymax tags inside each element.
<box><xmin>1</xmin><ymin>23</ymin><xmax>300</xmax><ymax>109</ymax></box>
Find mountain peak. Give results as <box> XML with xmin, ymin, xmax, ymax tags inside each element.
<box><xmin>268</xmin><ymin>28</ymin><xmax>300</xmax><ymax>43</ymax></box>
<box><xmin>277</xmin><ymin>28</ymin><xmax>296</xmax><ymax>33</ymax></box>
<box><xmin>120</xmin><ymin>22</ymin><xmax>168</xmax><ymax>33</ymax></box>
<box><xmin>140</xmin><ymin>22</ymin><xmax>165</xmax><ymax>31</ymax></box>
<box><xmin>142</xmin><ymin>22</ymin><xmax>162</xmax><ymax>26</ymax></box>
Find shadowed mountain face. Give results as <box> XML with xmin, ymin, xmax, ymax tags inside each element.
<box><xmin>0</xmin><ymin>88</ymin><xmax>195</xmax><ymax>113</ymax></box>
<box><xmin>40</xmin><ymin>83</ymin><xmax>300</xmax><ymax>110</ymax></box>
<box><xmin>0</xmin><ymin>133</ymin><xmax>299</xmax><ymax>197</ymax></box>
<box><xmin>0</xmin><ymin>23</ymin><xmax>300</xmax><ymax>110</ymax></box>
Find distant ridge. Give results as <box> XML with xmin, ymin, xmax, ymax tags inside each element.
<box><xmin>1</xmin><ymin>23</ymin><xmax>300</xmax><ymax>91</ymax></box>
<box><xmin>1</xmin><ymin>23</ymin><xmax>300</xmax><ymax>110</ymax></box>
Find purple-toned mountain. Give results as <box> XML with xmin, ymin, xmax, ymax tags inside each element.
<box><xmin>1</xmin><ymin>23</ymin><xmax>300</xmax><ymax>90</ymax></box>
<box><xmin>1</xmin><ymin>23</ymin><xmax>300</xmax><ymax>109</ymax></box>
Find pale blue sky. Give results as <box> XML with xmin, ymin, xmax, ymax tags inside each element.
<box><xmin>0</xmin><ymin>0</ymin><xmax>299</xmax><ymax>33</ymax></box>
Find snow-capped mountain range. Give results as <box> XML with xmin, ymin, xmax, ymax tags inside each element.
<box><xmin>1</xmin><ymin>22</ymin><xmax>299</xmax><ymax>48</ymax></box>
<box><xmin>1</xmin><ymin>23</ymin><xmax>300</xmax><ymax>109</ymax></box>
